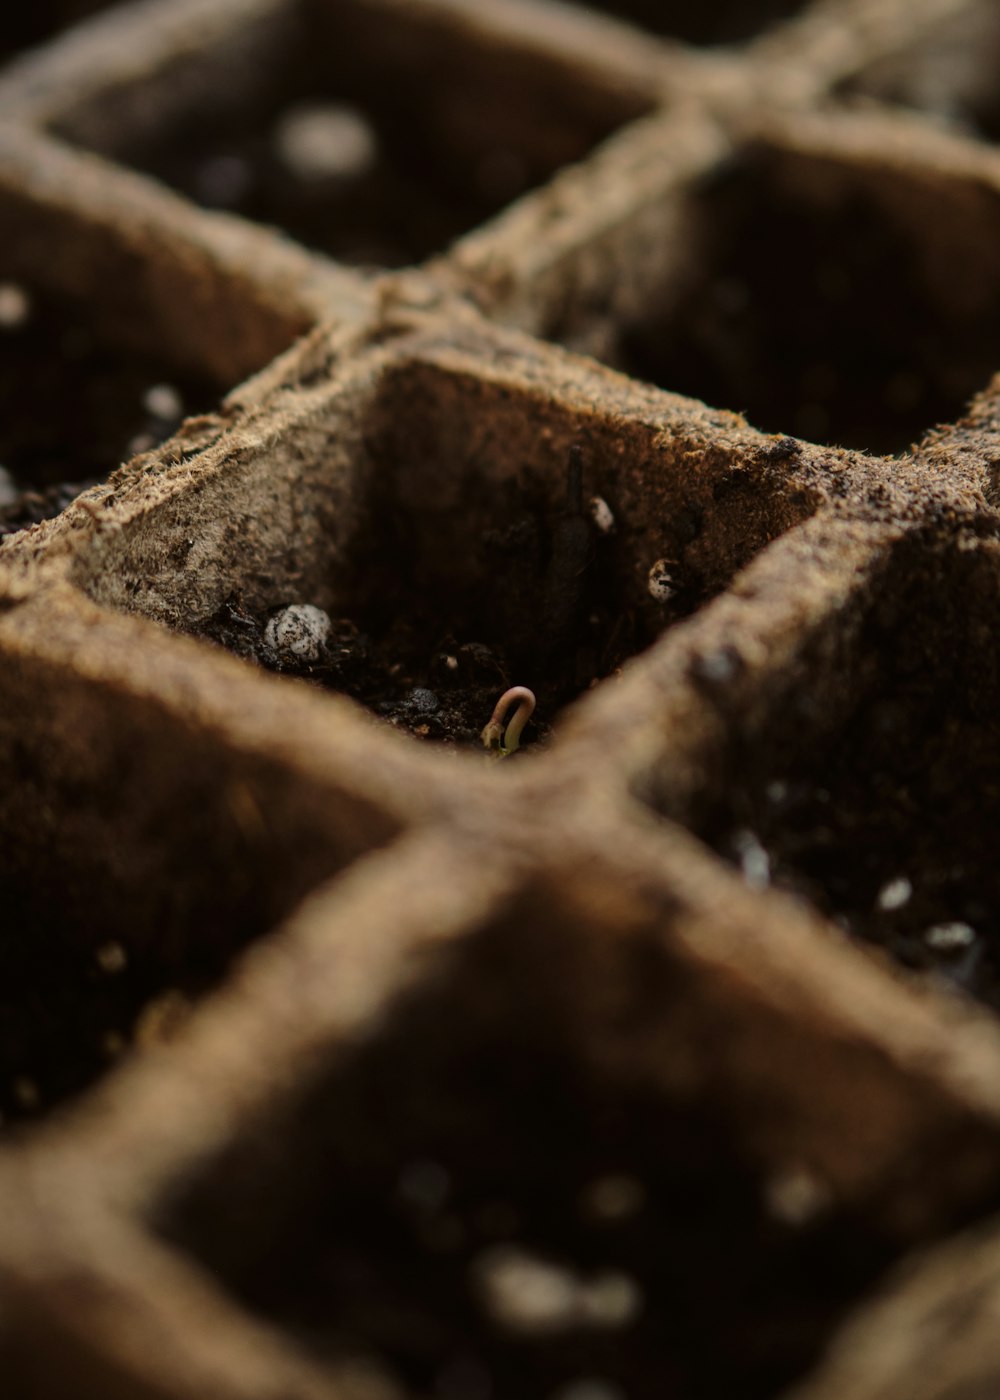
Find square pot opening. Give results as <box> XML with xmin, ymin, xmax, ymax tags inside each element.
<box><xmin>124</xmin><ymin>348</ymin><xmax>823</xmax><ymax>749</ymax></box>
<box><xmin>152</xmin><ymin>895</ymin><xmax>903</xmax><ymax>1400</ymax></box>
<box><xmin>642</xmin><ymin>530</ymin><xmax>1000</xmax><ymax>1010</ymax></box>
<box><xmin>0</xmin><ymin>274</ymin><xmax>219</xmax><ymax>532</ymax></box>
<box><xmin>51</xmin><ymin>0</ymin><xmax>651</xmax><ymax>268</ymax></box>
<box><xmin>0</xmin><ymin>162</ymin><xmax>312</xmax><ymax>536</ymax></box>
<box><xmin>0</xmin><ymin>656</ymin><xmax>401</xmax><ymax>1128</ymax></box>
<box><xmin>582</xmin><ymin>140</ymin><xmax>1000</xmax><ymax>455</ymax></box>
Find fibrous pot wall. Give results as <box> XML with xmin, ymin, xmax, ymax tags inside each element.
<box><xmin>3</xmin><ymin>2</ymin><xmax>1000</xmax><ymax>1399</ymax></box>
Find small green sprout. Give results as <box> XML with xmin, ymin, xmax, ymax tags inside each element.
<box><xmin>481</xmin><ymin>686</ymin><xmax>536</xmax><ymax>759</ymax></box>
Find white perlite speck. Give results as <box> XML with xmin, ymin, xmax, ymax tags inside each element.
<box><xmin>924</xmin><ymin>922</ymin><xmax>976</xmax><ymax>952</ymax></box>
<box><xmin>473</xmin><ymin>1247</ymin><xmax>642</xmax><ymax>1334</ymax></box>
<box><xmin>0</xmin><ymin>282</ymin><xmax>30</xmax><ymax>329</ymax></box>
<box><xmin>589</xmin><ymin>496</ymin><xmax>615</xmax><ymax>533</ymax></box>
<box><xmin>647</xmin><ymin>560</ymin><xmax>674</xmax><ymax>601</ymax></box>
<box><xmin>274</xmin><ymin>101</ymin><xmax>378</xmax><ymax>183</ymax></box>
<box><xmin>876</xmin><ymin>877</ymin><xmax>912</xmax><ymax>911</ymax></box>
<box><xmin>732</xmin><ymin>829</ymin><xmax>770</xmax><ymax>890</ymax></box>
<box><xmin>264</xmin><ymin>604</ymin><xmax>331</xmax><ymax>662</ymax></box>
<box><xmin>579</xmin><ymin>1272</ymin><xmax>642</xmax><ymax>1327</ymax></box>
<box><xmin>0</xmin><ymin>466</ymin><xmax>19</xmax><ymax>507</ymax></box>
<box><xmin>143</xmin><ymin>383</ymin><xmax>183</xmax><ymax>421</ymax></box>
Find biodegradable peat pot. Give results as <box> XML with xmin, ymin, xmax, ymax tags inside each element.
<box><xmin>5</xmin><ymin>1</ymin><xmax>1000</xmax><ymax>1399</ymax></box>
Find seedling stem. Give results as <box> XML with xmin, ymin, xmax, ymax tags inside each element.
<box><xmin>481</xmin><ymin>686</ymin><xmax>536</xmax><ymax>758</ymax></box>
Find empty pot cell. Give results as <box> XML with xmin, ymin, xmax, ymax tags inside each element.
<box><xmin>0</xmin><ymin>0</ymin><xmax>114</xmax><ymax>63</ymax></box>
<box><xmin>0</xmin><ymin>653</ymin><xmax>401</xmax><ymax>1126</ymax></box>
<box><xmin>0</xmin><ymin>277</ymin><xmax>220</xmax><ymax>536</ymax></box>
<box><xmin>175</xmin><ymin>354</ymin><xmax>822</xmax><ymax>749</ymax></box>
<box><xmin>52</xmin><ymin>0</ymin><xmax>649</xmax><ymax>268</ymax></box>
<box><xmin>580</xmin><ymin>0</ymin><xmax>808</xmax><ymax>47</ymax></box>
<box><xmin>656</xmin><ymin>532</ymin><xmax>1000</xmax><ymax>1009</ymax></box>
<box><xmin>613</xmin><ymin>142</ymin><xmax>1000</xmax><ymax>455</ymax></box>
<box><xmin>155</xmin><ymin>897</ymin><xmax>904</xmax><ymax>1400</ymax></box>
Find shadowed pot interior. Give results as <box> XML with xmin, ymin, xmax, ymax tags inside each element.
<box><xmin>641</xmin><ymin>529</ymin><xmax>1000</xmax><ymax>1009</ymax></box>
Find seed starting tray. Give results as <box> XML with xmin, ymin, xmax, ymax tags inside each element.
<box><xmin>5</xmin><ymin>1</ymin><xmax>1000</xmax><ymax>1397</ymax></box>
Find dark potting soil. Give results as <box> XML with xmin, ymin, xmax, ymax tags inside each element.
<box><xmin>225</xmin><ymin>1088</ymin><xmax>892</xmax><ymax>1400</ymax></box>
<box><xmin>194</xmin><ymin>598</ymin><xmax>556</xmax><ymax>753</ymax></box>
<box><xmin>694</xmin><ymin>641</ymin><xmax>1000</xmax><ymax>1013</ymax></box>
<box><xmin>87</xmin><ymin>9</ymin><xmax>640</xmax><ymax>272</ymax></box>
<box><xmin>0</xmin><ymin>279</ymin><xmax>217</xmax><ymax>536</ymax></box>
<box><xmin>619</xmin><ymin>158</ymin><xmax>1000</xmax><ymax>457</ymax></box>
<box><xmin>708</xmin><ymin>766</ymin><xmax>1000</xmax><ymax>1008</ymax></box>
<box><xmin>0</xmin><ymin>476</ymin><xmax>103</xmax><ymax>538</ymax></box>
<box><xmin>190</xmin><ymin>452</ymin><xmax>658</xmax><ymax>751</ymax></box>
<box><xmin>163</xmin><ymin>925</ymin><xmax>903</xmax><ymax>1400</ymax></box>
<box><xmin>0</xmin><ymin>896</ymin><xmax>203</xmax><ymax>1127</ymax></box>
<box><xmin>647</xmin><ymin>531</ymin><xmax>1000</xmax><ymax>1014</ymax></box>
<box><xmin>129</xmin><ymin>96</ymin><xmax>493</xmax><ymax>270</ymax></box>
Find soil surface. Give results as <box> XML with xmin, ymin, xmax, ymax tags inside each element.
<box><xmin>128</xmin><ymin>95</ymin><xmax>500</xmax><ymax>270</ymax></box>
<box><xmin>707</xmin><ymin>767</ymin><xmax>1000</xmax><ymax>1006</ymax></box>
<box><xmin>688</xmin><ymin>549</ymin><xmax>1000</xmax><ymax>1011</ymax></box>
<box><xmin>166</xmin><ymin>927</ymin><xmax>903</xmax><ymax>1400</ymax></box>
<box><xmin>0</xmin><ymin>885</ymin><xmax>203</xmax><ymax>1128</ymax></box>
<box><xmin>85</xmin><ymin>6</ymin><xmax>635</xmax><ymax>270</ymax></box>
<box><xmin>0</xmin><ymin>279</ymin><xmax>215</xmax><ymax>536</ymax></box>
<box><xmin>621</xmin><ymin>156</ymin><xmax>1000</xmax><ymax>456</ymax></box>
<box><xmin>190</xmin><ymin>452</ymin><xmax>658</xmax><ymax>751</ymax></box>
<box><xmin>0</xmin><ymin>477</ymin><xmax>102</xmax><ymax>539</ymax></box>
<box><xmin>231</xmin><ymin>1088</ymin><xmax>891</xmax><ymax>1400</ymax></box>
<box><xmin>194</xmin><ymin>597</ymin><xmax>555</xmax><ymax>754</ymax></box>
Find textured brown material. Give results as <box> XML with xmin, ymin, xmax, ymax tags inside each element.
<box><xmin>4</xmin><ymin>1</ymin><xmax>1000</xmax><ymax>1398</ymax></box>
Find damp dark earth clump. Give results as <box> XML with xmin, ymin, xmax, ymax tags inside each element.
<box><xmin>192</xmin><ymin>595</ymin><xmax>557</xmax><ymax>753</ymax></box>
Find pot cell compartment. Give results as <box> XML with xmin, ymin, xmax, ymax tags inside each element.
<box><xmin>49</xmin><ymin>0</ymin><xmax>652</xmax><ymax>268</ymax></box>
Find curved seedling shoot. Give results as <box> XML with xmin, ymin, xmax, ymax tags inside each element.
<box><xmin>481</xmin><ymin>686</ymin><xmax>536</xmax><ymax>759</ymax></box>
